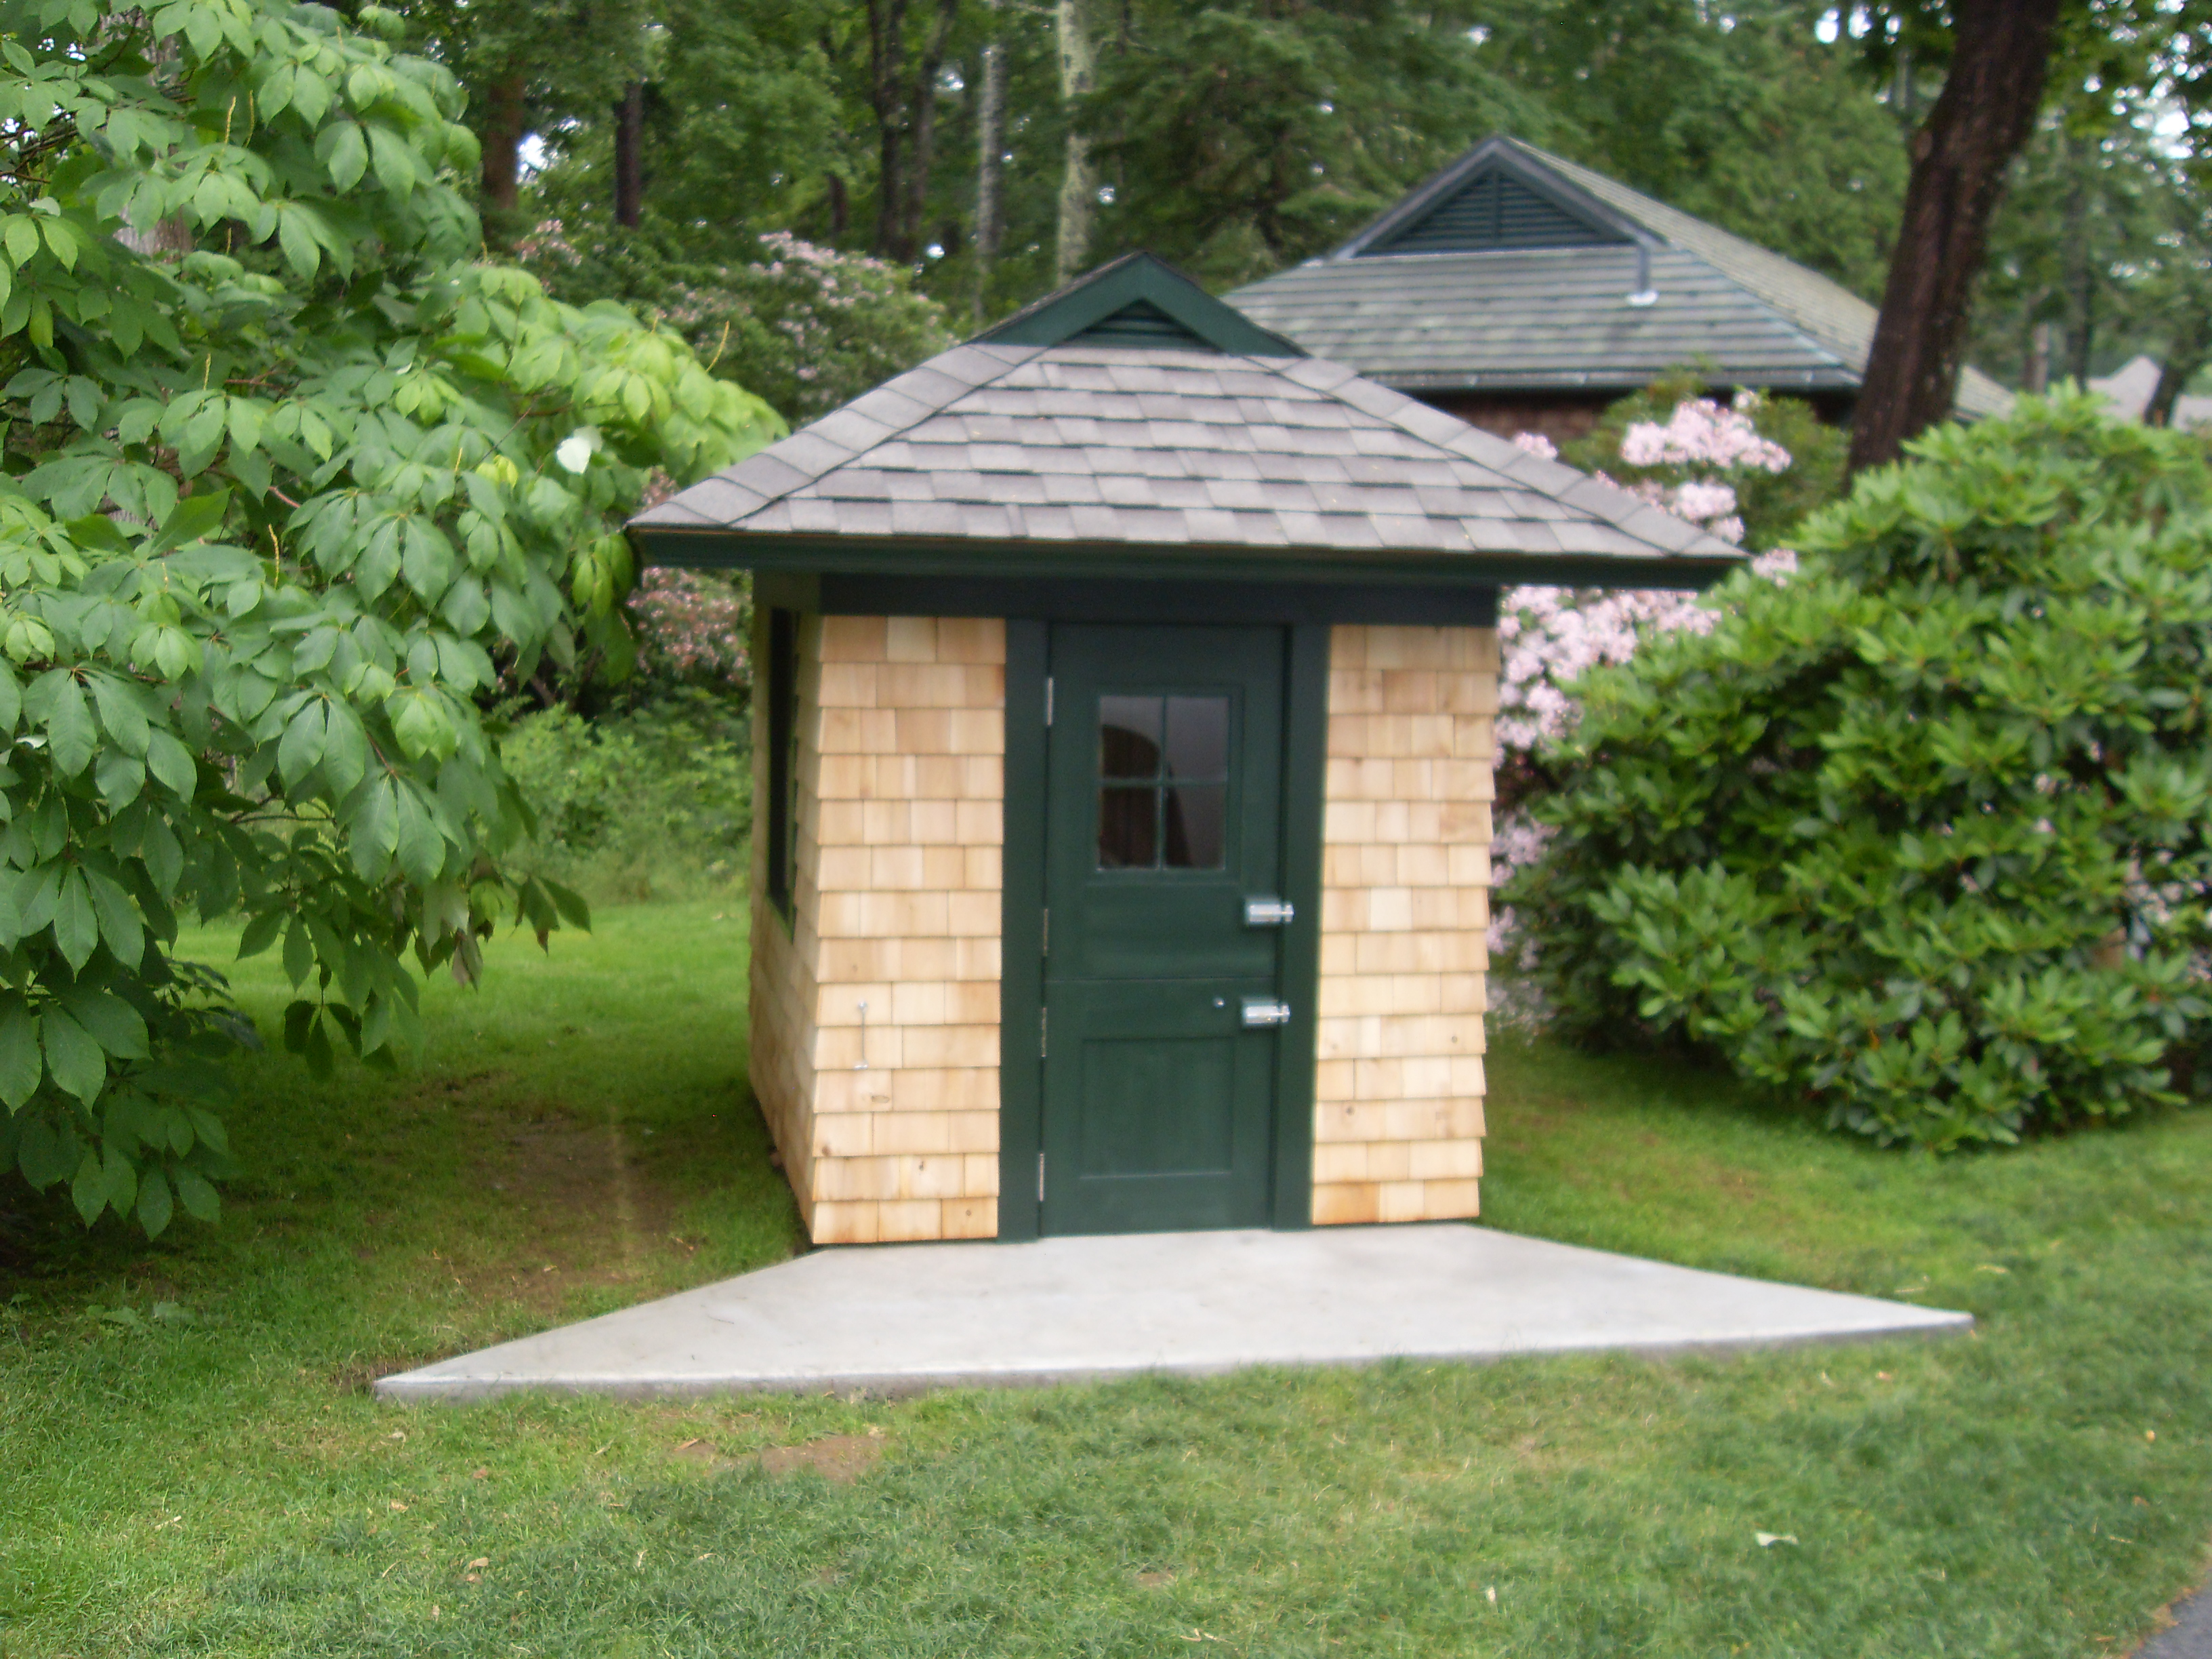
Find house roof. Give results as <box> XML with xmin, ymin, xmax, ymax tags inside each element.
<box><xmin>629</xmin><ymin>254</ymin><xmax>1742</xmax><ymax>589</ymax></box>
<box><xmin>2089</xmin><ymin>354</ymin><xmax>2212</xmax><ymax>430</ymax></box>
<box><xmin>1223</xmin><ymin>136</ymin><xmax>2012</xmax><ymax>420</ymax></box>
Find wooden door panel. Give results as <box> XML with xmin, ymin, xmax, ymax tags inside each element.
<box><xmin>1040</xmin><ymin>625</ymin><xmax>1287</xmax><ymax>1235</ymax></box>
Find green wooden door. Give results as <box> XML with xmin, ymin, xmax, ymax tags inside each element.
<box><xmin>1040</xmin><ymin>625</ymin><xmax>1288</xmax><ymax>1235</ymax></box>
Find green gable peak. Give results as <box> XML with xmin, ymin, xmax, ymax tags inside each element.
<box><xmin>976</xmin><ymin>252</ymin><xmax>1305</xmax><ymax>357</ymax></box>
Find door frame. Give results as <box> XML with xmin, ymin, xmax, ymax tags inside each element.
<box><xmin>998</xmin><ymin>613</ymin><xmax>1328</xmax><ymax>1241</ymax></box>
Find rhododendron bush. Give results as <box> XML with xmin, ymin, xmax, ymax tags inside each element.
<box><xmin>1486</xmin><ymin>396</ymin><xmax>1813</xmax><ymax>1000</ymax></box>
<box><xmin>1501</xmin><ymin>395</ymin><xmax>2212</xmax><ymax>1149</ymax></box>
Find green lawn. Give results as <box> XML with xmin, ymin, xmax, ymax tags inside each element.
<box><xmin>3</xmin><ymin>901</ymin><xmax>2210</xmax><ymax>1657</ymax></box>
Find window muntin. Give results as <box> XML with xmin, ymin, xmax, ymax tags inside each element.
<box><xmin>1096</xmin><ymin>693</ymin><xmax>1230</xmax><ymax>871</ymax></box>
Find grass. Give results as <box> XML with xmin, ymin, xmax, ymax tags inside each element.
<box><xmin>2</xmin><ymin>906</ymin><xmax>2210</xmax><ymax>1657</ymax></box>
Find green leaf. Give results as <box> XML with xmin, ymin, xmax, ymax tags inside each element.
<box><xmin>0</xmin><ymin>999</ymin><xmax>41</xmax><ymax>1108</ymax></box>
<box><xmin>89</xmin><ymin>674</ymin><xmax>150</xmax><ymax>755</ymax></box>
<box><xmin>51</xmin><ymin>870</ymin><xmax>98</xmax><ymax>972</ymax></box>
<box><xmin>321</xmin><ymin>707</ymin><xmax>369</xmax><ymax>797</ymax></box>
<box><xmin>277</xmin><ymin>699</ymin><xmax>327</xmax><ymax>788</ymax></box>
<box><xmin>83</xmin><ymin>870</ymin><xmax>143</xmax><ymax>967</ymax></box>
<box><xmin>72</xmin><ymin>1150</ymin><xmax>108</xmax><ymax>1224</ymax></box>
<box><xmin>41</xmin><ymin>1004</ymin><xmax>104</xmax><ymax>1102</ymax></box>
<box><xmin>275</xmin><ymin>204</ymin><xmax>320</xmax><ymax>279</ymax></box>
<box><xmin>44</xmin><ymin>678</ymin><xmax>96</xmax><ymax>776</ymax></box>
<box><xmin>392</xmin><ymin>783</ymin><xmax>444</xmax><ymax>884</ymax></box>
<box><xmin>146</xmin><ymin>731</ymin><xmax>197</xmax><ymax>799</ymax></box>
<box><xmin>2</xmin><ymin>217</ymin><xmax>39</xmax><ymax>266</ymax></box>
<box><xmin>321</xmin><ymin>121</ymin><xmax>369</xmax><ymax>191</ymax></box>
<box><xmin>148</xmin><ymin>488</ymin><xmax>230</xmax><ymax>555</ymax></box>
<box><xmin>94</xmin><ymin>750</ymin><xmax>145</xmax><ymax>809</ymax></box>
<box><xmin>64</xmin><ymin>986</ymin><xmax>146</xmax><ymax>1061</ymax></box>
<box><xmin>237</xmin><ymin>909</ymin><xmax>284</xmax><ymax>960</ymax></box>
<box><xmin>136</xmin><ymin>1168</ymin><xmax>173</xmax><ymax>1237</ymax></box>
<box><xmin>541</xmin><ymin>878</ymin><xmax>592</xmax><ymax>932</ymax></box>
<box><xmin>18</xmin><ymin>1115</ymin><xmax>66</xmax><ymax>1187</ymax></box>
<box><xmin>282</xmin><ymin>918</ymin><xmax>312</xmax><ymax>989</ymax></box>
<box><xmin>174</xmin><ymin>1168</ymin><xmax>219</xmax><ymax>1223</ymax></box>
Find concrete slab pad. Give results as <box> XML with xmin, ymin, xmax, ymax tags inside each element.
<box><xmin>376</xmin><ymin>1225</ymin><xmax>1970</xmax><ymax>1402</ymax></box>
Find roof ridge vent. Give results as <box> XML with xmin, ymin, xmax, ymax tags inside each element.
<box><xmin>1063</xmin><ymin>298</ymin><xmax>1222</xmax><ymax>351</ymax></box>
<box><xmin>1361</xmin><ymin>166</ymin><xmax>1628</xmax><ymax>257</ymax></box>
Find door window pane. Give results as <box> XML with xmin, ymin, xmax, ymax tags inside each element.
<box><xmin>1094</xmin><ymin>691</ymin><xmax>1231</xmax><ymax>871</ymax></box>
<box><xmin>1097</xmin><ymin>786</ymin><xmax>1158</xmax><ymax>868</ymax></box>
<box><xmin>1099</xmin><ymin>696</ymin><xmax>1163</xmax><ymax>779</ymax></box>
<box><xmin>1165</xmin><ymin>696</ymin><xmax>1229</xmax><ymax>781</ymax></box>
<box><xmin>1164</xmin><ymin>785</ymin><xmax>1226</xmax><ymax>869</ymax></box>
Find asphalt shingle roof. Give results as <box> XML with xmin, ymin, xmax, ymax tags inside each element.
<box><xmin>630</xmin><ymin>337</ymin><xmax>1741</xmax><ymax>575</ymax></box>
<box><xmin>1223</xmin><ymin>137</ymin><xmax>2011</xmax><ymax>420</ymax></box>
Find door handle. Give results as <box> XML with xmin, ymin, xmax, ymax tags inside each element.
<box><xmin>1241</xmin><ymin>997</ymin><xmax>1292</xmax><ymax>1027</ymax></box>
<box><xmin>1243</xmin><ymin>896</ymin><xmax>1294</xmax><ymax>926</ymax></box>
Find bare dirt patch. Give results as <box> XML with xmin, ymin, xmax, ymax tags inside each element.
<box><xmin>419</xmin><ymin>1103</ymin><xmax>711</xmax><ymax>1319</ymax></box>
<box><xmin>754</xmin><ymin>1433</ymin><xmax>886</xmax><ymax>1485</ymax></box>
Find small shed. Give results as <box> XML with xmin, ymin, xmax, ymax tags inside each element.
<box><xmin>626</xmin><ymin>254</ymin><xmax>1737</xmax><ymax>1246</ymax></box>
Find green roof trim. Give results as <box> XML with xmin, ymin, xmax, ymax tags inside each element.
<box><xmin>975</xmin><ymin>251</ymin><xmax>1305</xmax><ymax>357</ymax></box>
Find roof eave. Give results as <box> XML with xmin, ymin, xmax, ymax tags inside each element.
<box><xmin>1371</xmin><ymin>367</ymin><xmax>1866</xmax><ymax>395</ymax></box>
<box><xmin>624</xmin><ymin>525</ymin><xmax>1745</xmax><ymax>593</ymax></box>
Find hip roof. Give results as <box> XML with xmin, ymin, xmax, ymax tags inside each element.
<box><xmin>629</xmin><ymin>254</ymin><xmax>1742</xmax><ymax>589</ymax></box>
<box><xmin>1225</xmin><ymin>136</ymin><xmax>2012</xmax><ymax>420</ymax></box>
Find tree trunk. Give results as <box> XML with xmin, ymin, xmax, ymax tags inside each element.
<box><xmin>2148</xmin><ymin>317</ymin><xmax>2212</xmax><ymax>426</ymax></box>
<box><xmin>2023</xmin><ymin>317</ymin><xmax>2053</xmax><ymax>394</ymax></box>
<box><xmin>865</xmin><ymin>0</ymin><xmax>961</xmax><ymax>263</ymax></box>
<box><xmin>2063</xmin><ymin>132</ymin><xmax>2096</xmax><ymax>383</ymax></box>
<box><xmin>828</xmin><ymin>171</ymin><xmax>849</xmax><ymax>238</ymax></box>
<box><xmin>613</xmin><ymin>81</ymin><xmax>645</xmax><ymax>228</ymax></box>
<box><xmin>480</xmin><ymin>73</ymin><xmax>527</xmax><ymax>216</ymax></box>
<box><xmin>1847</xmin><ymin>0</ymin><xmax>2064</xmax><ymax>474</ymax></box>
<box><xmin>1054</xmin><ymin>0</ymin><xmax>1099</xmax><ymax>285</ymax></box>
<box><xmin>973</xmin><ymin>36</ymin><xmax>1006</xmax><ymax>324</ymax></box>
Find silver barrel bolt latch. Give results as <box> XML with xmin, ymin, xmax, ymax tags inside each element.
<box><xmin>1241</xmin><ymin>998</ymin><xmax>1292</xmax><ymax>1028</ymax></box>
<box><xmin>1243</xmin><ymin>896</ymin><xmax>1294</xmax><ymax>926</ymax></box>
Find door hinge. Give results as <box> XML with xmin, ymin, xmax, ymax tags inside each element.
<box><xmin>1044</xmin><ymin>675</ymin><xmax>1054</xmax><ymax>726</ymax></box>
<box><xmin>1040</xmin><ymin>1006</ymin><xmax>1048</xmax><ymax>1059</ymax></box>
<box><xmin>1037</xmin><ymin>1151</ymin><xmax>1047</xmax><ymax>1202</ymax></box>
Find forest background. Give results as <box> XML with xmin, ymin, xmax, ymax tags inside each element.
<box><xmin>441</xmin><ymin>0</ymin><xmax>2212</xmax><ymax>896</ymax></box>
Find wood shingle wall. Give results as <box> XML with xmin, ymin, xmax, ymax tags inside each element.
<box><xmin>749</xmin><ymin>615</ymin><xmax>1006</xmax><ymax>1246</ymax></box>
<box><xmin>1311</xmin><ymin>624</ymin><xmax>1494</xmax><ymax>1225</ymax></box>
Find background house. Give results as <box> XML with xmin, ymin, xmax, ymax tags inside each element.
<box><xmin>1225</xmin><ymin>136</ymin><xmax>2013</xmax><ymax>446</ymax></box>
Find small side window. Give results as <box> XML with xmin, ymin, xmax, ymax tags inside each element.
<box><xmin>764</xmin><ymin>609</ymin><xmax>799</xmax><ymax>920</ymax></box>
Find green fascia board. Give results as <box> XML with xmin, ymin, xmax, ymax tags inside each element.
<box><xmin>975</xmin><ymin>251</ymin><xmax>1306</xmax><ymax>357</ymax></box>
<box><xmin>628</xmin><ymin>525</ymin><xmax>1740</xmax><ymax>592</ymax></box>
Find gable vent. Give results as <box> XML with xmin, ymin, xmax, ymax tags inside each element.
<box><xmin>1064</xmin><ymin>298</ymin><xmax>1221</xmax><ymax>351</ymax></box>
<box><xmin>1361</xmin><ymin>170</ymin><xmax>1626</xmax><ymax>256</ymax></box>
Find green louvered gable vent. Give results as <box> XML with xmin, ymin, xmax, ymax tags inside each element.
<box><xmin>1362</xmin><ymin>169</ymin><xmax>1625</xmax><ymax>255</ymax></box>
<box><xmin>1065</xmin><ymin>298</ymin><xmax>1221</xmax><ymax>351</ymax></box>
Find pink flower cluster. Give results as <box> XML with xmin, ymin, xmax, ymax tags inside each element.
<box><xmin>1618</xmin><ymin>393</ymin><xmax>1791</xmax><ymax>473</ymax></box>
<box><xmin>629</xmin><ymin>569</ymin><xmax>750</xmax><ymax>687</ymax></box>
<box><xmin>1490</xmin><ymin>404</ymin><xmax>1799</xmax><ymax>991</ymax></box>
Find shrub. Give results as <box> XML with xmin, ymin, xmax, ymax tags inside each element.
<box><xmin>516</xmin><ymin>225</ymin><xmax>954</xmax><ymax>424</ymax></box>
<box><xmin>1504</xmin><ymin>393</ymin><xmax>2212</xmax><ymax>1149</ymax></box>
<box><xmin>501</xmin><ymin>695</ymin><xmax>751</xmax><ymax>905</ymax></box>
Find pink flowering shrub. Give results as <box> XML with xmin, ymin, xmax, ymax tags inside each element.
<box><xmin>1487</xmin><ymin>400</ymin><xmax>1821</xmax><ymax>1006</ymax></box>
<box><xmin>629</xmin><ymin>569</ymin><xmax>752</xmax><ymax>695</ymax></box>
